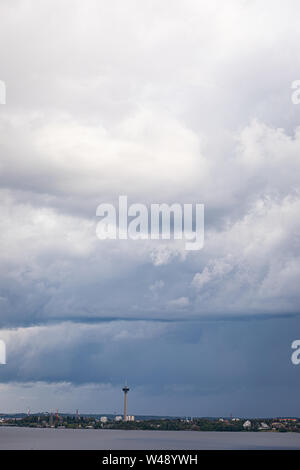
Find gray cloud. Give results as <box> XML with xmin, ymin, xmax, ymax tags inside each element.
<box><xmin>1</xmin><ymin>317</ymin><xmax>300</xmax><ymax>416</ymax></box>
<box><xmin>0</xmin><ymin>0</ymin><xmax>300</xmax><ymax>415</ymax></box>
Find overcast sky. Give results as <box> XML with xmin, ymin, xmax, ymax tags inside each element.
<box><xmin>0</xmin><ymin>0</ymin><xmax>300</xmax><ymax>417</ymax></box>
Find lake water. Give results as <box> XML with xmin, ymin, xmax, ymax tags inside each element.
<box><xmin>1</xmin><ymin>427</ymin><xmax>300</xmax><ymax>449</ymax></box>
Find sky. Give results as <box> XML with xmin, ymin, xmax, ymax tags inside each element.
<box><xmin>0</xmin><ymin>0</ymin><xmax>300</xmax><ymax>417</ymax></box>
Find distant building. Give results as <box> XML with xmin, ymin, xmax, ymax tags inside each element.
<box><xmin>243</xmin><ymin>420</ymin><xmax>251</xmax><ymax>429</ymax></box>
<box><xmin>100</xmin><ymin>416</ymin><xmax>108</xmax><ymax>423</ymax></box>
<box><xmin>183</xmin><ymin>417</ymin><xmax>192</xmax><ymax>423</ymax></box>
<box><xmin>259</xmin><ymin>422</ymin><xmax>269</xmax><ymax>430</ymax></box>
<box><xmin>232</xmin><ymin>418</ymin><xmax>240</xmax><ymax>421</ymax></box>
<box><xmin>115</xmin><ymin>415</ymin><xmax>122</xmax><ymax>422</ymax></box>
<box><xmin>279</xmin><ymin>418</ymin><xmax>297</xmax><ymax>422</ymax></box>
<box><xmin>125</xmin><ymin>415</ymin><xmax>135</xmax><ymax>422</ymax></box>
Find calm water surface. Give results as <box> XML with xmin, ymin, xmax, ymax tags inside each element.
<box><xmin>1</xmin><ymin>427</ymin><xmax>300</xmax><ymax>449</ymax></box>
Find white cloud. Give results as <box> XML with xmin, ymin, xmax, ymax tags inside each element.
<box><xmin>192</xmin><ymin>259</ymin><xmax>233</xmax><ymax>289</ymax></box>
<box><xmin>168</xmin><ymin>297</ymin><xmax>189</xmax><ymax>309</ymax></box>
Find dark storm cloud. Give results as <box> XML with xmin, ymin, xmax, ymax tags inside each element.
<box><xmin>1</xmin><ymin>316</ymin><xmax>300</xmax><ymax>416</ymax></box>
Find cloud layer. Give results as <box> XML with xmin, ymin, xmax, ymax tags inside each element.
<box><xmin>0</xmin><ymin>0</ymin><xmax>300</xmax><ymax>416</ymax></box>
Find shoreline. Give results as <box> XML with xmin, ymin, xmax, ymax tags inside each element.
<box><xmin>0</xmin><ymin>425</ymin><xmax>297</xmax><ymax>433</ymax></box>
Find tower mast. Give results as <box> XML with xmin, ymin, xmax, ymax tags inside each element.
<box><xmin>122</xmin><ymin>384</ymin><xmax>130</xmax><ymax>421</ymax></box>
